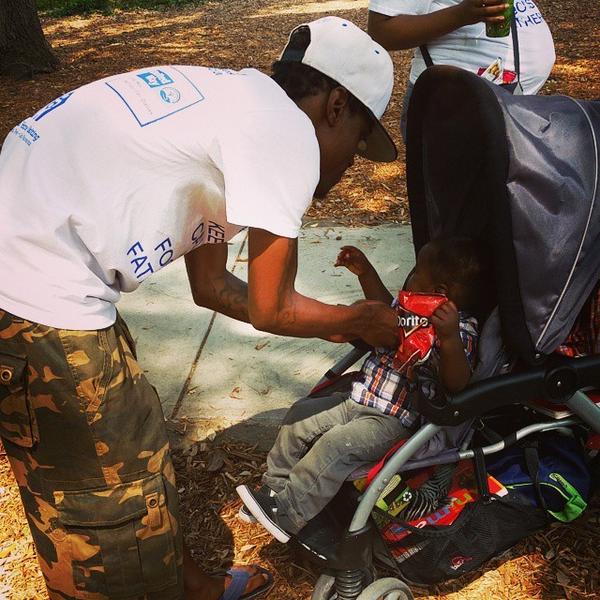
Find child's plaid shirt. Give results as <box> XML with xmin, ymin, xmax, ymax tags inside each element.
<box><xmin>350</xmin><ymin>311</ymin><xmax>479</xmax><ymax>429</ymax></box>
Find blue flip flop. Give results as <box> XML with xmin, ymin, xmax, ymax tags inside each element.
<box><xmin>220</xmin><ymin>565</ymin><xmax>274</xmax><ymax>600</ymax></box>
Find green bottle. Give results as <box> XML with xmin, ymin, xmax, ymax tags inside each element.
<box><xmin>486</xmin><ymin>0</ymin><xmax>514</xmax><ymax>38</ymax></box>
<box><xmin>375</xmin><ymin>474</ymin><xmax>413</xmax><ymax>516</ymax></box>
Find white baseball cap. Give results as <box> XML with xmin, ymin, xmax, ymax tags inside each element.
<box><xmin>280</xmin><ymin>16</ymin><xmax>397</xmax><ymax>163</ymax></box>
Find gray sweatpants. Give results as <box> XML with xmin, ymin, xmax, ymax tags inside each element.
<box><xmin>263</xmin><ymin>392</ymin><xmax>413</xmax><ymax>533</ymax></box>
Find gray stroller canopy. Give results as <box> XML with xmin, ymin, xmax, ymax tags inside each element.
<box><xmin>406</xmin><ymin>66</ymin><xmax>600</xmax><ymax>365</ymax></box>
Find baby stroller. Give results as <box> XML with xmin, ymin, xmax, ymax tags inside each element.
<box><xmin>289</xmin><ymin>66</ymin><xmax>600</xmax><ymax>600</ymax></box>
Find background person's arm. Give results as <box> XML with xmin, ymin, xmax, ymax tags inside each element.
<box><xmin>368</xmin><ymin>0</ymin><xmax>509</xmax><ymax>51</ymax></box>
<box><xmin>247</xmin><ymin>228</ymin><xmax>398</xmax><ymax>346</ymax></box>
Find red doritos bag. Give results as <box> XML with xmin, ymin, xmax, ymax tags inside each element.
<box><xmin>393</xmin><ymin>291</ymin><xmax>447</xmax><ymax>372</ymax></box>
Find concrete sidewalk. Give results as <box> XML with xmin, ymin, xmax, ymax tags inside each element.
<box><xmin>118</xmin><ymin>224</ymin><xmax>414</xmax><ymax>446</ymax></box>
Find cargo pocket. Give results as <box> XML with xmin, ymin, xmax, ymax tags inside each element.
<box><xmin>55</xmin><ymin>472</ymin><xmax>178</xmax><ymax>599</ymax></box>
<box><xmin>0</xmin><ymin>352</ymin><xmax>39</xmax><ymax>447</ymax></box>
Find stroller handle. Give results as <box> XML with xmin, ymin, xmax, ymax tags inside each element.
<box><xmin>415</xmin><ymin>354</ymin><xmax>600</xmax><ymax>426</ymax></box>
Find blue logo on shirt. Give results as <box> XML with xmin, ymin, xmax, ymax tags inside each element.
<box><xmin>33</xmin><ymin>91</ymin><xmax>74</xmax><ymax>122</ymax></box>
<box><xmin>137</xmin><ymin>70</ymin><xmax>174</xmax><ymax>88</ymax></box>
<box><xmin>159</xmin><ymin>87</ymin><xmax>181</xmax><ymax>104</ymax></box>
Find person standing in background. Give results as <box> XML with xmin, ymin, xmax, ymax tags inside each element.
<box><xmin>368</xmin><ymin>0</ymin><xmax>555</xmax><ymax>138</ymax></box>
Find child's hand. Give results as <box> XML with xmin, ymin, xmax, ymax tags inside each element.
<box><xmin>335</xmin><ymin>246</ymin><xmax>371</xmax><ymax>277</ymax></box>
<box><xmin>431</xmin><ymin>301</ymin><xmax>460</xmax><ymax>342</ymax></box>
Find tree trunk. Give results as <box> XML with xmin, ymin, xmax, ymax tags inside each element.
<box><xmin>0</xmin><ymin>0</ymin><xmax>59</xmax><ymax>79</ymax></box>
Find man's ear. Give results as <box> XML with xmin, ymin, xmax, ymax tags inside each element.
<box><xmin>325</xmin><ymin>86</ymin><xmax>350</xmax><ymax>127</ymax></box>
<box><xmin>435</xmin><ymin>283</ymin><xmax>449</xmax><ymax>295</ymax></box>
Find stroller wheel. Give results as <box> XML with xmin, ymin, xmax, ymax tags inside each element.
<box><xmin>311</xmin><ymin>568</ymin><xmax>376</xmax><ymax>600</ymax></box>
<box><xmin>356</xmin><ymin>577</ymin><xmax>413</xmax><ymax>600</ymax></box>
<box><xmin>311</xmin><ymin>574</ymin><xmax>336</xmax><ymax>600</ymax></box>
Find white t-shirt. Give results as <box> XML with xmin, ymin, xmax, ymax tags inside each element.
<box><xmin>369</xmin><ymin>0</ymin><xmax>555</xmax><ymax>94</ymax></box>
<box><xmin>0</xmin><ymin>66</ymin><xmax>320</xmax><ymax>330</ymax></box>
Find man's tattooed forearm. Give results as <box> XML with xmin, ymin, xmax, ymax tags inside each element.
<box><xmin>217</xmin><ymin>276</ymin><xmax>249</xmax><ymax>322</ymax></box>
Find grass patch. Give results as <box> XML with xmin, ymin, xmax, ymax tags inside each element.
<box><xmin>37</xmin><ymin>0</ymin><xmax>207</xmax><ymax>17</ymax></box>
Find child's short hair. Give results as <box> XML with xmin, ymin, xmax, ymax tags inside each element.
<box><xmin>426</xmin><ymin>237</ymin><xmax>494</xmax><ymax>315</ymax></box>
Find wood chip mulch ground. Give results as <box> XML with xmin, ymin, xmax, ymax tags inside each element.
<box><xmin>1</xmin><ymin>1</ymin><xmax>600</xmax><ymax>598</ymax></box>
<box><xmin>2</xmin><ymin>440</ymin><xmax>600</xmax><ymax>600</ymax></box>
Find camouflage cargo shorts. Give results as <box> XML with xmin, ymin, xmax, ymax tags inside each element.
<box><xmin>0</xmin><ymin>309</ymin><xmax>184</xmax><ymax>599</ymax></box>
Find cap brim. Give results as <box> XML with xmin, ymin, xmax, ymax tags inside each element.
<box><xmin>358</xmin><ymin>109</ymin><xmax>397</xmax><ymax>163</ymax></box>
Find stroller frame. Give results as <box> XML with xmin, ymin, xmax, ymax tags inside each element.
<box><xmin>300</xmin><ymin>354</ymin><xmax>600</xmax><ymax>600</ymax></box>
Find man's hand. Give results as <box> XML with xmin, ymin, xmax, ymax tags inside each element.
<box><xmin>334</xmin><ymin>246</ymin><xmax>372</xmax><ymax>277</ymax></box>
<box><xmin>325</xmin><ymin>332</ymin><xmax>360</xmax><ymax>344</ymax></box>
<box><xmin>353</xmin><ymin>300</ymin><xmax>399</xmax><ymax>348</ymax></box>
<box><xmin>431</xmin><ymin>300</ymin><xmax>461</xmax><ymax>343</ymax></box>
<box><xmin>456</xmin><ymin>0</ymin><xmax>508</xmax><ymax>27</ymax></box>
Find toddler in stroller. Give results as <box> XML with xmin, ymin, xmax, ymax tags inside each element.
<box><xmin>236</xmin><ymin>237</ymin><xmax>491</xmax><ymax>542</ymax></box>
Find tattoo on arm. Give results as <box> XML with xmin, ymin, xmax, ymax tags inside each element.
<box><xmin>216</xmin><ymin>273</ymin><xmax>249</xmax><ymax>323</ymax></box>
